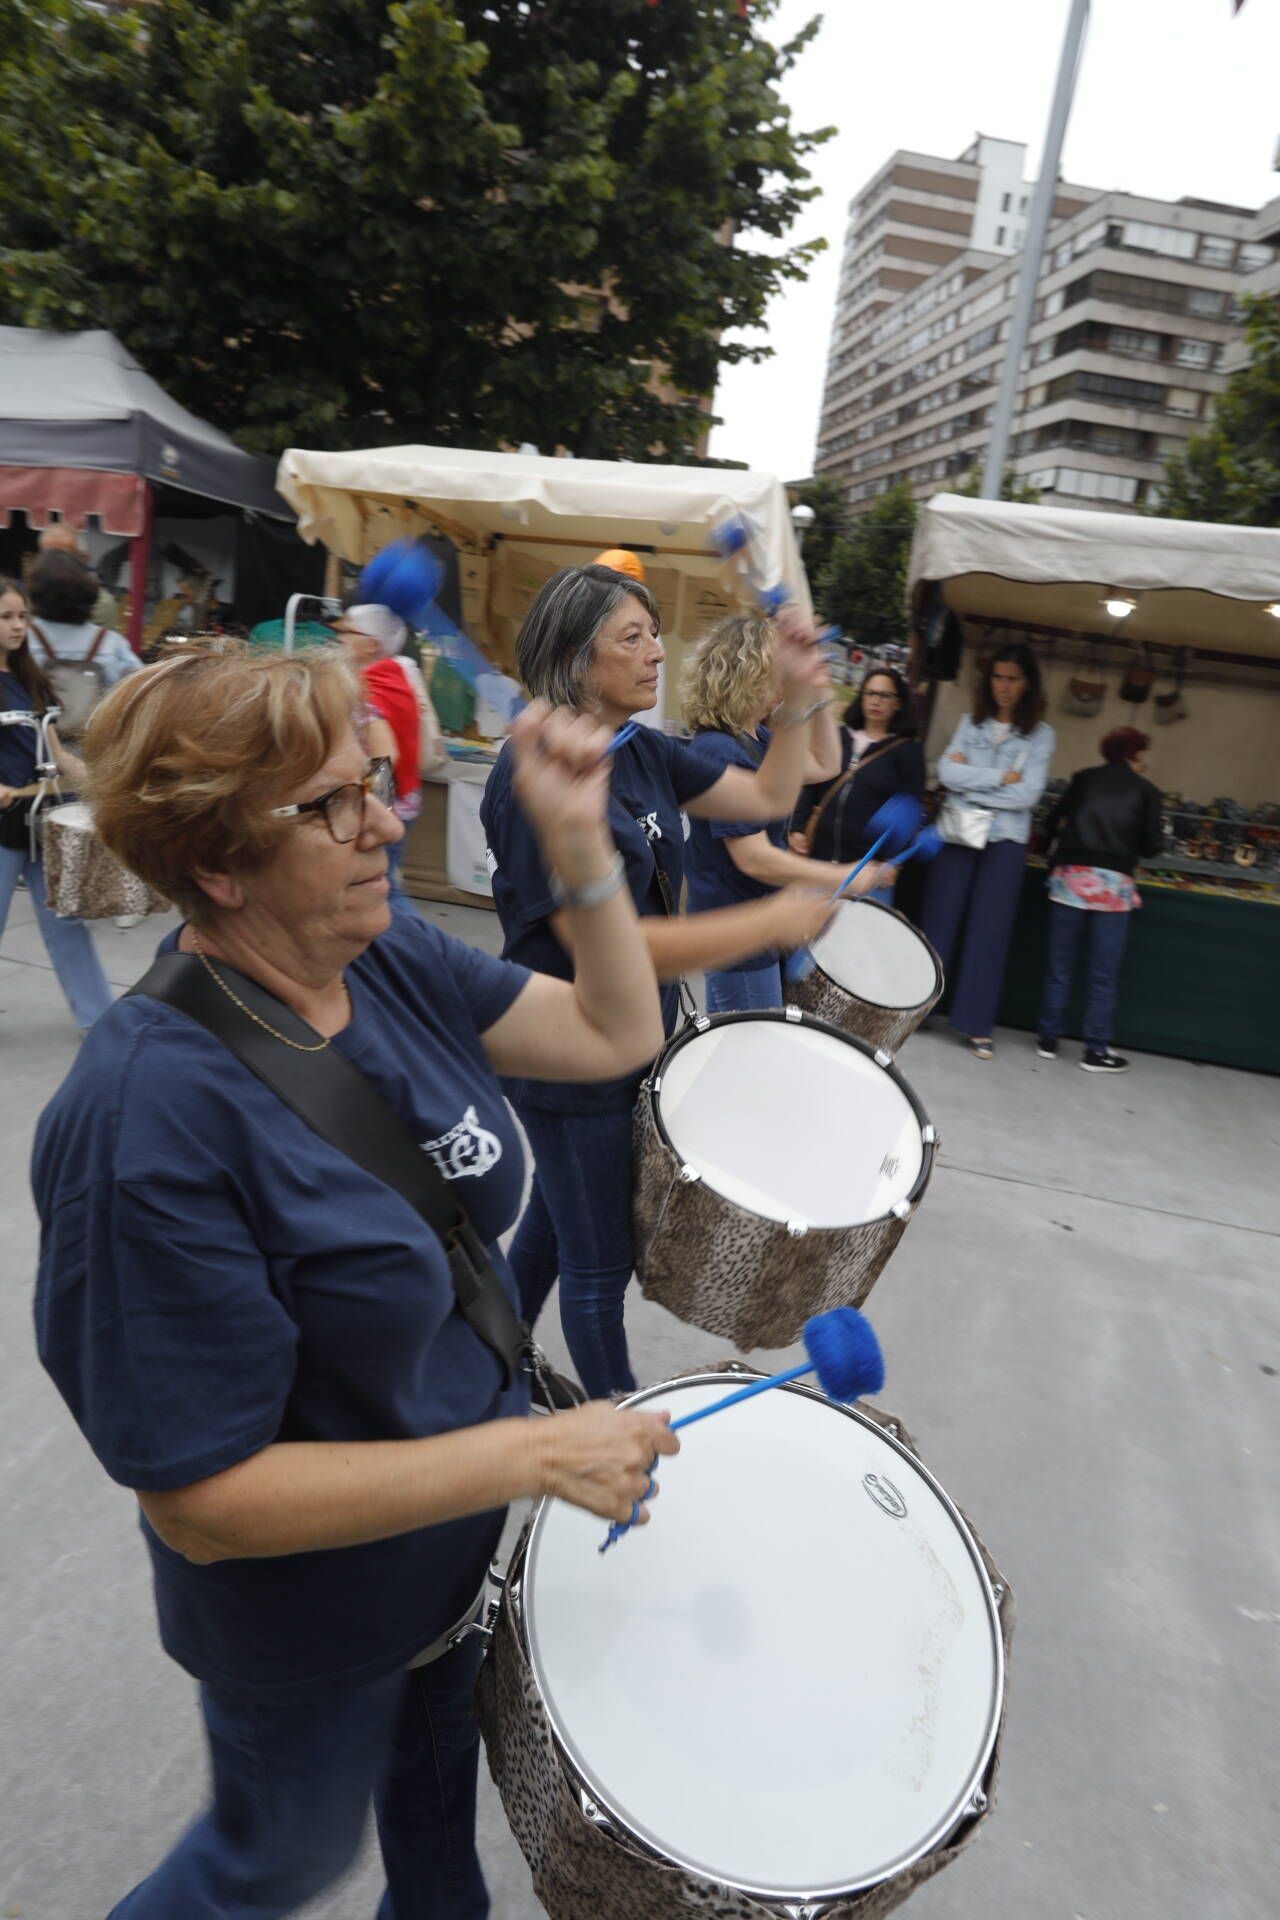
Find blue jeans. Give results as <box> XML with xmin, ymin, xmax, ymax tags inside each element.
<box><xmin>509</xmin><ymin>1103</ymin><xmax>637</xmax><ymax>1398</ymax></box>
<box><xmin>108</xmin><ymin>1635</ymin><xmax>489</xmax><ymax>1920</ymax></box>
<box><xmin>1038</xmin><ymin>903</ymin><xmax>1132</xmax><ymax>1052</ymax></box>
<box><xmin>0</xmin><ymin>845</ymin><xmax>113</xmax><ymax>1030</ymax></box>
<box><xmin>704</xmin><ymin>962</ymin><xmax>783</xmax><ymax>1015</ymax></box>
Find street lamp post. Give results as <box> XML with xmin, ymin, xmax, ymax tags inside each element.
<box><xmin>981</xmin><ymin>0</ymin><xmax>1092</xmax><ymax>499</ymax></box>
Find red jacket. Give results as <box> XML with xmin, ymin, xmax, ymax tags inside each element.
<box><xmin>362</xmin><ymin>659</ymin><xmax>421</xmax><ymax>800</ymax></box>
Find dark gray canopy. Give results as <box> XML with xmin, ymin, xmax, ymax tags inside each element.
<box><xmin>0</xmin><ymin>327</ymin><xmax>290</xmax><ymax>519</ymax></box>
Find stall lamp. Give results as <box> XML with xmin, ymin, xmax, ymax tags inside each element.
<box><xmin>1266</xmin><ymin>602</ymin><xmax>1280</xmax><ymax>619</ymax></box>
<box><xmin>1104</xmin><ymin>595</ymin><xmax>1137</xmax><ymax>619</ymax></box>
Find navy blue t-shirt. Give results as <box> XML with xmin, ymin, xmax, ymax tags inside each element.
<box><xmin>684</xmin><ymin>726</ymin><xmax>788</xmax><ymax>973</ymax></box>
<box><xmin>0</xmin><ymin>672</ymin><xmax>41</xmax><ymax>789</ymax></box>
<box><xmin>480</xmin><ymin>725</ymin><xmax>723</xmax><ymax>1112</ymax></box>
<box><xmin>32</xmin><ymin>910</ymin><xmax>533</xmax><ymax>1697</ymax></box>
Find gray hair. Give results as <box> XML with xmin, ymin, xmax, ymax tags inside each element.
<box><xmin>516</xmin><ymin>565</ymin><xmax>660</xmax><ymax>709</ymax></box>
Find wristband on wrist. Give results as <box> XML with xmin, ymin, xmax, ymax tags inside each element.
<box><xmin>547</xmin><ymin>850</ymin><xmax>627</xmax><ymax>911</ymax></box>
<box><xmin>775</xmin><ymin>696</ymin><xmax>829</xmax><ymax>728</ymax></box>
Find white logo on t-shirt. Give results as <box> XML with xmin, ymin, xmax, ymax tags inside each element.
<box><xmin>637</xmin><ymin>811</ymin><xmax>662</xmax><ymax>842</ymax></box>
<box><xmin>420</xmin><ymin>1106</ymin><xmax>502</xmax><ymax>1180</ymax></box>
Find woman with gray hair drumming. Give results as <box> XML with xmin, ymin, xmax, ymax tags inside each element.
<box><xmin>481</xmin><ymin>563</ymin><xmax>838</xmax><ymax>1398</ymax></box>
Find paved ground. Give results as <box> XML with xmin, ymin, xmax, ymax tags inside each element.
<box><xmin>2</xmin><ymin>890</ymin><xmax>1277</xmax><ymax>1920</ymax></box>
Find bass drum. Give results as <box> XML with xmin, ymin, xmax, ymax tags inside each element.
<box><xmin>477</xmin><ymin>1376</ymin><xmax>1011</xmax><ymax>1920</ymax></box>
<box><xmin>788</xmin><ymin>899</ymin><xmax>943</xmax><ymax>1052</ymax></box>
<box><xmin>633</xmin><ymin>1009</ymin><xmax>936</xmax><ymax>1352</ymax></box>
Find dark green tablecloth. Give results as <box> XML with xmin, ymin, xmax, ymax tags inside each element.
<box><xmin>898</xmin><ymin>864</ymin><xmax>1279</xmax><ymax>1075</ymax></box>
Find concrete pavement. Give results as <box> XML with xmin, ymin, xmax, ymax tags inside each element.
<box><xmin>2</xmin><ymin>890</ymin><xmax>1277</xmax><ymax>1919</ymax></box>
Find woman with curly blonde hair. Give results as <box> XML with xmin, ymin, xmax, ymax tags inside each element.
<box><xmin>682</xmin><ymin>614</ymin><xmax>889</xmax><ymax>1013</ymax></box>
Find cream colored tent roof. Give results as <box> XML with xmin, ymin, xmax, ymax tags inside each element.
<box><xmin>907</xmin><ymin>493</ymin><xmax>1280</xmax><ymax>660</ymax></box>
<box><xmin>276</xmin><ymin>443</ymin><xmax>811</xmax><ymax>616</ymax></box>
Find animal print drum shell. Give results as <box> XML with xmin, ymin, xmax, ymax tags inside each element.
<box><xmin>476</xmin><ymin>1391</ymin><xmax>1014</xmax><ymax>1920</ymax></box>
<box><xmin>42</xmin><ymin>803</ymin><xmax>169</xmax><ymax>920</ymax></box>
<box><xmin>633</xmin><ymin>1011</ymin><xmax>936</xmax><ymax>1352</ymax></box>
<box><xmin>786</xmin><ymin>901</ymin><xmax>944</xmax><ymax>1054</ymax></box>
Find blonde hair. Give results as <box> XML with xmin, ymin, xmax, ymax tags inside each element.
<box><xmin>84</xmin><ymin>643</ymin><xmax>360</xmax><ymax>922</ymax></box>
<box><xmin>681</xmin><ymin>614</ymin><xmax>776</xmax><ymax>734</ymax></box>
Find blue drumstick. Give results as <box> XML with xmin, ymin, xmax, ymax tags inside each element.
<box><xmin>784</xmin><ymin>791</ymin><xmax>923</xmax><ymax>984</ymax></box>
<box><xmin>598</xmin><ymin>1308</ymin><xmax>884</xmax><ymax>1554</ymax></box>
<box><xmin>605</xmin><ymin>720</ymin><xmax>640</xmax><ymax>756</ymax></box>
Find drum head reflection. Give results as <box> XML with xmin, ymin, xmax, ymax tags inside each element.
<box><xmin>654</xmin><ymin>1015</ymin><xmax>925</xmax><ymax>1226</ymax></box>
<box><xmin>812</xmin><ymin>900</ymin><xmax>940</xmax><ymax>1010</ymax></box>
<box><xmin>524</xmin><ymin>1380</ymin><xmax>1003</xmax><ymax>1900</ymax></box>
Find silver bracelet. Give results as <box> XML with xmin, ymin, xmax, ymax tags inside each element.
<box><xmin>548</xmin><ymin>851</ymin><xmax>627</xmax><ymax>911</ymax></box>
<box><xmin>775</xmin><ymin>697</ymin><xmax>829</xmax><ymax>729</ymax></box>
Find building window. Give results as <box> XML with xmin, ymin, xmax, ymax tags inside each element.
<box><xmin>1240</xmin><ymin>243</ymin><xmax>1275</xmax><ymax>274</ymax></box>
<box><xmin>1110</xmin><ymin>327</ymin><xmax>1161</xmax><ymax>360</ymax></box>
<box><xmin>1001</xmin><ymin>192</ymin><xmax>1011</xmax><ymax>213</ymax></box>
<box><xmin>1020</xmin><ymin>195</ymin><xmax>1029</xmax><ymax>214</ymax></box>
<box><xmin>995</xmin><ymin>225</ymin><xmax>1006</xmax><ymax>247</ymax></box>
<box><xmin>1052</xmin><ymin>468</ymin><xmax>1140</xmax><ymax>504</ymax></box>
<box><xmin>1165</xmin><ymin>388</ymin><xmax>1200</xmax><ymax>418</ymax></box>
<box><xmin>1198</xmin><ymin>235</ymin><xmax>1235</xmax><ymax>270</ymax></box>
<box><xmin>1174</xmin><ymin>338</ymin><xmax>1212</xmax><ymax>370</ymax></box>
<box><xmin>1116</xmin><ymin>221</ymin><xmax>1198</xmax><ymax>261</ymax></box>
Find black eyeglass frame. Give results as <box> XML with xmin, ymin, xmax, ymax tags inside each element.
<box><xmin>270</xmin><ymin>756</ymin><xmax>396</xmax><ymax>845</ymax></box>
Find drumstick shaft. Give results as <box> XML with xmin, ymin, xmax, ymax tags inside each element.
<box><xmin>670</xmin><ymin>1363</ymin><xmax>813</xmax><ymax>1430</ymax></box>
<box><xmin>783</xmin><ymin>828</ymin><xmax>895</xmax><ymax>986</ymax></box>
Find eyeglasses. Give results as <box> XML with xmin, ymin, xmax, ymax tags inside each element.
<box><xmin>271</xmin><ymin>757</ymin><xmax>395</xmax><ymax>845</ymax></box>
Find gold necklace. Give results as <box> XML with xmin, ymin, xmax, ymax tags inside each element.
<box><xmin>189</xmin><ymin>929</ymin><xmax>346</xmax><ymax>1053</ymax></box>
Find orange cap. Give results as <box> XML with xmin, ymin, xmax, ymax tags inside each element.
<box><xmin>593</xmin><ymin>548</ymin><xmax>646</xmax><ymax>583</ymax></box>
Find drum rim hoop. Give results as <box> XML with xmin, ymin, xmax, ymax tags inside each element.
<box><xmin>516</xmin><ymin>1373</ymin><xmax>1006</xmax><ymax>1903</ymax></box>
<box><xmin>808</xmin><ymin>898</ymin><xmax>943</xmax><ymax>1015</ymax></box>
<box><xmin>645</xmin><ymin>1009</ymin><xmax>936</xmax><ymax>1220</ymax></box>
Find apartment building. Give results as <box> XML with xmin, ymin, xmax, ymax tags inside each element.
<box><xmin>1220</xmin><ymin>189</ymin><xmax>1280</xmax><ymax>376</ymax></box>
<box><xmin>816</xmin><ymin>142</ymin><xmax>1274</xmax><ymax>515</ymax></box>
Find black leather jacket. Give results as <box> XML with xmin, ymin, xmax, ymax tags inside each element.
<box><xmin>1045</xmin><ymin>762</ymin><xmax>1164</xmax><ymax>876</ymax></box>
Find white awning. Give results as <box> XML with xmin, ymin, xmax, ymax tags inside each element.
<box><xmin>907</xmin><ymin>493</ymin><xmax>1280</xmax><ymax>659</ymax></box>
<box><xmin>275</xmin><ymin>443</ymin><xmax>811</xmax><ymax>616</ymax></box>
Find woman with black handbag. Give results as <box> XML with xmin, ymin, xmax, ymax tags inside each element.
<box><xmin>0</xmin><ymin>576</ymin><xmax>113</xmax><ymax>1031</ymax></box>
<box><xmin>790</xmin><ymin>665</ymin><xmax>925</xmax><ymax>902</ymax></box>
<box><xmin>33</xmin><ymin>642</ymin><xmax>681</xmax><ymax>1920</ymax></box>
<box><xmin>920</xmin><ymin>643</ymin><xmax>1055</xmax><ymax>1061</ymax></box>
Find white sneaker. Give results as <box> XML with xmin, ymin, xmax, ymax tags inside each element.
<box><xmin>114</xmin><ymin>913</ymin><xmax>147</xmax><ymax>930</ymax></box>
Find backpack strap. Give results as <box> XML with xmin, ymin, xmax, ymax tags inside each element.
<box><xmin>27</xmin><ymin>621</ymin><xmax>51</xmax><ymax>661</ymax></box>
<box><xmin>86</xmin><ymin>627</ymin><xmax>108</xmax><ymax>662</ymax></box>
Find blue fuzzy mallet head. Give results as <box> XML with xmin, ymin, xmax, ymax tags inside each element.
<box><xmin>707</xmin><ymin>511</ymin><xmax>753</xmax><ymax>562</ymax></box>
<box><xmin>865</xmin><ymin>790</ymin><xmax>923</xmax><ymax>861</ymax></box>
<box><xmin>356</xmin><ymin>540</ymin><xmax>444</xmax><ymax>626</ymax></box>
<box><xmin>802</xmin><ymin>1307</ymin><xmax>885</xmax><ymax>1402</ymax></box>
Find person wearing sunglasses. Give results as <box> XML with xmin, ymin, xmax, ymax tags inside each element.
<box><xmin>31</xmin><ymin>642</ymin><xmax>678</xmax><ymax>1920</ymax></box>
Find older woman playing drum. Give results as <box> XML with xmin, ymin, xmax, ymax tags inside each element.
<box><xmin>481</xmin><ymin>563</ymin><xmax>836</xmax><ymax>1399</ymax></box>
<box><xmin>32</xmin><ymin>644</ymin><xmax>679</xmax><ymax>1920</ymax></box>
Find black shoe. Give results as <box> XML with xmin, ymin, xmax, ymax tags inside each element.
<box><xmin>1036</xmin><ymin>1035</ymin><xmax>1059</xmax><ymax>1059</ymax></box>
<box><xmin>1080</xmin><ymin>1048</ymin><xmax>1130</xmax><ymax>1073</ymax></box>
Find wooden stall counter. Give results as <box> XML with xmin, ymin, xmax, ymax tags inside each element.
<box><xmin>400</xmin><ymin>751</ymin><xmax>498</xmax><ymax>910</ymax></box>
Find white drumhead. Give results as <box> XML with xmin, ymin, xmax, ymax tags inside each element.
<box><xmin>654</xmin><ymin>1015</ymin><xmax>924</xmax><ymax>1226</ymax></box>
<box><xmin>811</xmin><ymin>900</ymin><xmax>938</xmax><ymax>1011</ymax></box>
<box><xmin>524</xmin><ymin>1379</ymin><xmax>1002</xmax><ymax>1899</ymax></box>
<box><xmin>45</xmin><ymin>802</ymin><xmax>93</xmax><ymax>832</ymax></box>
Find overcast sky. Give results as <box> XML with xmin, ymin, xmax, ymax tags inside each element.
<box><xmin>708</xmin><ymin>0</ymin><xmax>1280</xmax><ymax>478</ymax></box>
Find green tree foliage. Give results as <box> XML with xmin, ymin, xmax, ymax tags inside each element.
<box><xmin>817</xmin><ymin>481</ymin><xmax>917</xmax><ymax>647</ymax></box>
<box><xmin>787</xmin><ymin>474</ymin><xmax>847</xmax><ymax>595</ymax></box>
<box><xmin>0</xmin><ymin>0</ymin><xmax>829</xmax><ymax>456</ymax></box>
<box><xmin>1156</xmin><ymin>296</ymin><xmax>1280</xmax><ymax>526</ymax></box>
<box><xmin>950</xmin><ymin>466</ymin><xmax>1042</xmax><ymax>504</ymax></box>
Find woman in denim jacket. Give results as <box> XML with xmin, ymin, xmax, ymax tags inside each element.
<box><xmin>920</xmin><ymin>644</ymin><xmax>1054</xmax><ymax>1059</ymax></box>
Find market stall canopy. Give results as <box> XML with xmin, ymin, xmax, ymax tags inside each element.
<box><xmin>908</xmin><ymin>493</ymin><xmax>1280</xmax><ymax>662</ymax></box>
<box><xmin>275</xmin><ymin>442</ymin><xmax>811</xmax><ymax>617</ymax></box>
<box><xmin>0</xmin><ymin>327</ymin><xmax>290</xmax><ymax>531</ymax></box>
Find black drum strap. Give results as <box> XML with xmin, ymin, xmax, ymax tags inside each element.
<box><xmin>128</xmin><ymin>951</ymin><xmax>526</xmax><ymax>1386</ymax></box>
